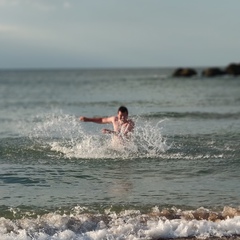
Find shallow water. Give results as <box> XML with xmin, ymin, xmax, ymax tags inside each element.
<box><xmin>0</xmin><ymin>68</ymin><xmax>240</xmax><ymax>239</ymax></box>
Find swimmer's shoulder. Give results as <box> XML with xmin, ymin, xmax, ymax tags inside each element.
<box><xmin>105</xmin><ymin>115</ymin><xmax>118</xmax><ymax>123</ymax></box>
<box><xmin>113</xmin><ymin>116</ymin><xmax>118</xmax><ymax>122</ymax></box>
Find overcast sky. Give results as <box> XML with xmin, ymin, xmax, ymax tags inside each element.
<box><xmin>0</xmin><ymin>0</ymin><xmax>239</xmax><ymax>69</ymax></box>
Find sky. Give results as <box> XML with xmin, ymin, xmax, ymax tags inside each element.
<box><xmin>0</xmin><ymin>0</ymin><xmax>240</xmax><ymax>69</ymax></box>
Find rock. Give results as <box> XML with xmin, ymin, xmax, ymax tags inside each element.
<box><xmin>172</xmin><ymin>68</ymin><xmax>197</xmax><ymax>77</ymax></box>
<box><xmin>222</xmin><ymin>206</ymin><xmax>240</xmax><ymax>218</ymax></box>
<box><xmin>225</xmin><ymin>63</ymin><xmax>240</xmax><ymax>76</ymax></box>
<box><xmin>202</xmin><ymin>67</ymin><xmax>226</xmax><ymax>77</ymax></box>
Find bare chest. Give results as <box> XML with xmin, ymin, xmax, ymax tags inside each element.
<box><xmin>113</xmin><ymin>120</ymin><xmax>128</xmax><ymax>132</ymax></box>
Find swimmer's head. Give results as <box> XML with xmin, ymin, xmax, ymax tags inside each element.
<box><xmin>118</xmin><ymin>106</ymin><xmax>128</xmax><ymax>123</ymax></box>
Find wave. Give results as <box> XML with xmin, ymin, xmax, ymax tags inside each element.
<box><xmin>0</xmin><ymin>136</ymin><xmax>235</xmax><ymax>162</ymax></box>
<box><xmin>142</xmin><ymin>111</ymin><xmax>240</xmax><ymax>120</ymax></box>
<box><xmin>0</xmin><ymin>205</ymin><xmax>240</xmax><ymax>239</ymax></box>
<box><xmin>0</xmin><ymin>113</ymin><xmax>170</xmax><ymax>161</ymax></box>
<box><xmin>1</xmin><ymin>111</ymin><xmax>239</xmax><ymax>162</ymax></box>
<box><xmin>1</xmin><ymin>112</ymin><xmax>238</xmax><ymax>161</ymax></box>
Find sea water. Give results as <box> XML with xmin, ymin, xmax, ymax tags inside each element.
<box><xmin>0</xmin><ymin>68</ymin><xmax>240</xmax><ymax>239</ymax></box>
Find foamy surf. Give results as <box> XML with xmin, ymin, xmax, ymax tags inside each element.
<box><xmin>1</xmin><ymin>206</ymin><xmax>240</xmax><ymax>240</ymax></box>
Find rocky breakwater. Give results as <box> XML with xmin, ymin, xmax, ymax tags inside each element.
<box><xmin>172</xmin><ymin>68</ymin><xmax>197</xmax><ymax>77</ymax></box>
<box><xmin>172</xmin><ymin>62</ymin><xmax>240</xmax><ymax>78</ymax></box>
<box><xmin>225</xmin><ymin>63</ymin><xmax>240</xmax><ymax>76</ymax></box>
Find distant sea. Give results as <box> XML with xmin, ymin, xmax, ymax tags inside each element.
<box><xmin>0</xmin><ymin>68</ymin><xmax>240</xmax><ymax>240</ymax></box>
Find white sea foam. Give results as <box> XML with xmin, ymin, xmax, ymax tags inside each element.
<box><xmin>0</xmin><ymin>209</ymin><xmax>240</xmax><ymax>240</ymax></box>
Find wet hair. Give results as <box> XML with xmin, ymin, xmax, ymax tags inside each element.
<box><xmin>118</xmin><ymin>106</ymin><xmax>128</xmax><ymax>114</ymax></box>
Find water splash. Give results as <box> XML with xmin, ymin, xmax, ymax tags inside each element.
<box><xmin>133</xmin><ymin>119</ymin><xmax>170</xmax><ymax>157</ymax></box>
<box><xmin>27</xmin><ymin>112</ymin><xmax>170</xmax><ymax>159</ymax></box>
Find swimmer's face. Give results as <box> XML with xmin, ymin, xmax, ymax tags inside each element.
<box><xmin>118</xmin><ymin>111</ymin><xmax>128</xmax><ymax>123</ymax></box>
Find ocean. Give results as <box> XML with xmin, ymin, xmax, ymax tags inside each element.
<box><xmin>0</xmin><ymin>68</ymin><xmax>240</xmax><ymax>240</ymax></box>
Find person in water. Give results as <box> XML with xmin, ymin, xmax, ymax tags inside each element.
<box><xmin>79</xmin><ymin>106</ymin><xmax>134</xmax><ymax>139</ymax></box>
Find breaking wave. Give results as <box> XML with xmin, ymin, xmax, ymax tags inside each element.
<box><xmin>1</xmin><ymin>206</ymin><xmax>240</xmax><ymax>240</ymax></box>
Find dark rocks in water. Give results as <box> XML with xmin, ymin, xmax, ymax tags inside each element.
<box><xmin>172</xmin><ymin>62</ymin><xmax>240</xmax><ymax>78</ymax></box>
<box><xmin>201</xmin><ymin>63</ymin><xmax>240</xmax><ymax>77</ymax></box>
<box><xmin>172</xmin><ymin>68</ymin><xmax>197</xmax><ymax>77</ymax></box>
<box><xmin>225</xmin><ymin>63</ymin><xmax>240</xmax><ymax>76</ymax></box>
<box><xmin>202</xmin><ymin>67</ymin><xmax>226</xmax><ymax>77</ymax></box>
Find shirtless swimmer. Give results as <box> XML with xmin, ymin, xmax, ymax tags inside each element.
<box><xmin>79</xmin><ymin>106</ymin><xmax>134</xmax><ymax>138</ymax></box>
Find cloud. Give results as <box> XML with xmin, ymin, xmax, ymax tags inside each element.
<box><xmin>0</xmin><ymin>0</ymin><xmax>72</xmax><ymax>10</ymax></box>
<box><xmin>0</xmin><ymin>24</ymin><xmax>16</xmax><ymax>32</ymax></box>
<box><xmin>0</xmin><ymin>0</ymin><xmax>19</xmax><ymax>6</ymax></box>
<box><xmin>0</xmin><ymin>22</ymin><xmax>85</xmax><ymax>59</ymax></box>
<box><xmin>1</xmin><ymin>1</ymin><xmax>240</xmax><ymax>68</ymax></box>
<box><xmin>63</xmin><ymin>1</ymin><xmax>71</xmax><ymax>9</ymax></box>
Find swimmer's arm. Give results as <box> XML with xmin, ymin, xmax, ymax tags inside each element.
<box><xmin>79</xmin><ymin>116</ymin><xmax>113</xmax><ymax>124</ymax></box>
<box><xmin>102</xmin><ymin>129</ymin><xmax>118</xmax><ymax>135</ymax></box>
<box><xmin>123</xmin><ymin>120</ymin><xmax>135</xmax><ymax>135</ymax></box>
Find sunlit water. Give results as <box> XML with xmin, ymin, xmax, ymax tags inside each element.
<box><xmin>0</xmin><ymin>68</ymin><xmax>240</xmax><ymax>239</ymax></box>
